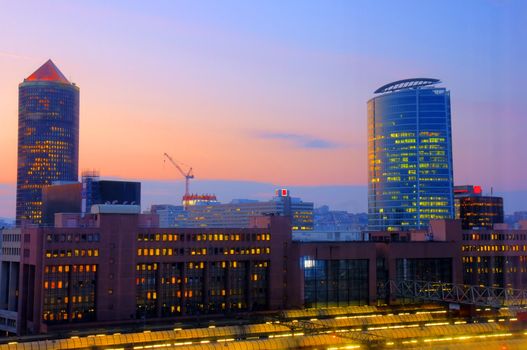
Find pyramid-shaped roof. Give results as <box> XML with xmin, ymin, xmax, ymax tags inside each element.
<box><xmin>26</xmin><ymin>59</ymin><xmax>71</xmax><ymax>84</ymax></box>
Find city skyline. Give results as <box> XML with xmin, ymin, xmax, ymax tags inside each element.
<box><xmin>0</xmin><ymin>1</ymin><xmax>526</xmax><ymax>217</ymax></box>
<box><xmin>2</xmin><ymin>2</ymin><xmax>527</xmax><ymax>343</ymax></box>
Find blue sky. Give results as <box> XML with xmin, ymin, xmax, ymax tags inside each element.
<box><xmin>0</xmin><ymin>1</ymin><xmax>526</xmax><ymax>216</ymax></box>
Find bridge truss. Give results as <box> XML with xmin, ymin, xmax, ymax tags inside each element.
<box><xmin>384</xmin><ymin>280</ymin><xmax>527</xmax><ymax>308</ymax></box>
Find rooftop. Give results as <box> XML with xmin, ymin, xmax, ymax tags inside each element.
<box><xmin>25</xmin><ymin>59</ymin><xmax>71</xmax><ymax>84</ymax></box>
<box><xmin>374</xmin><ymin>78</ymin><xmax>440</xmax><ymax>94</ymax></box>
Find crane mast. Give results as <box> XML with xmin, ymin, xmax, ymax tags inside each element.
<box><xmin>163</xmin><ymin>153</ymin><xmax>194</xmax><ymax>205</ymax></box>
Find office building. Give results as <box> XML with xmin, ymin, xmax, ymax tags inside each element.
<box><xmin>0</xmin><ymin>228</ymin><xmax>21</xmax><ymax>334</ymax></box>
<box><xmin>290</xmin><ymin>222</ymin><xmax>463</xmax><ymax>308</ymax></box>
<box><xmin>454</xmin><ymin>185</ymin><xmax>483</xmax><ymax>218</ymax></box>
<box><xmin>368</xmin><ymin>78</ymin><xmax>454</xmax><ymax>231</ymax></box>
<box><xmin>506</xmin><ymin>211</ymin><xmax>527</xmax><ymax>229</ymax></box>
<box><xmin>80</xmin><ymin>172</ymin><xmax>140</xmax><ymax>213</ymax></box>
<box><xmin>294</xmin><ymin>206</ymin><xmax>367</xmax><ymax>241</ymax></box>
<box><xmin>42</xmin><ymin>182</ymin><xmax>82</xmax><ymax>225</ymax></box>
<box><xmin>14</xmin><ymin>208</ymin><xmax>459</xmax><ymax>334</ymax></box>
<box><xmin>16</xmin><ymin>210</ymin><xmax>290</xmax><ymax>334</ymax></box>
<box><xmin>459</xmin><ymin>196</ymin><xmax>504</xmax><ymax>230</ymax></box>
<box><xmin>460</xmin><ymin>221</ymin><xmax>527</xmax><ymax>288</ymax></box>
<box><xmin>16</xmin><ymin>60</ymin><xmax>79</xmax><ymax>225</ymax></box>
<box><xmin>454</xmin><ymin>185</ymin><xmax>504</xmax><ymax>230</ymax></box>
<box><xmin>164</xmin><ymin>189</ymin><xmax>314</xmax><ymax>230</ymax></box>
<box><xmin>149</xmin><ymin>204</ymin><xmax>188</xmax><ymax>228</ymax></box>
<box><xmin>7</xmin><ymin>211</ymin><xmax>527</xmax><ymax>335</ymax></box>
<box><xmin>41</xmin><ymin>174</ymin><xmax>141</xmax><ymax>224</ymax></box>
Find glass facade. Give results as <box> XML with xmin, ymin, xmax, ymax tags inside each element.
<box><xmin>461</xmin><ymin>232</ymin><xmax>527</xmax><ymax>288</ymax></box>
<box><xmin>179</xmin><ymin>192</ymin><xmax>314</xmax><ymax>230</ymax></box>
<box><xmin>42</xmin><ymin>264</ymin><xmax>97</xmax><ymax>324</ymax></box>
<box><xmin>368</xmin><ymin>81</ymin><xmax>454</xmax><ymax>231</ymax></box>
<box><xmin>459</xmin><ymin>196</ymin><xmax>504</xmax><ymax>229</ymax></box>
<box><xmin>135</xmin><ymin>260</ymin><xmax>268</xmax><ymax>317</ymax></box>
<box><xmin>16</xmin><ymin>61</ymin><xmax>79</xmax><ymax>225</ymax></box>
<box><xmin>159</xmin><ymin>262</ymin><xmax>184</xmax><ymax>317</ymax></box>
<box><xmin>395</xmin><ymin>258</ymin><xmax>452</xmax><ymax>283</ymax></box>
<box><xmin>136</xmin><ymin>263</ymin><xmax>158</xmax><ymax>318</ymax></box>
<box><xmin>303</xmin><ymin>258</ymin><xmax>369</xmax><ymax>308</ymax></box>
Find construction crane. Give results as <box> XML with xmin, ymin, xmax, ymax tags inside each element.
<box><xmin>163</xmin><ymin>153</ymin><xmax>194</xmax><ymax>202</ymax></box>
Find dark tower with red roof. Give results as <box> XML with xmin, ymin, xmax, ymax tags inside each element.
<box><xmin>16</xmin><ymin>60</ymin><xmax>79</xmax><ymax>225</ymax></box>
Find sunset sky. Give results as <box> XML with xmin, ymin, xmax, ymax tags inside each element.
<box><xmin>0</xmin><ymin>1</ymin><xmax>526</xmax><ymax>217</ymax></box>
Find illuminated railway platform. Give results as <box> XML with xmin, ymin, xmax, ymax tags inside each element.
<box><xmin>0</xmin><ymin>304</ymin><xmax>526</xmax><ymax>350</ymax></box>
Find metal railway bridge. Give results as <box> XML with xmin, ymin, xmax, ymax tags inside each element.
<box><xmin>382</xmin><ymin>280</ymin><xmax>527</xmax><ymax>308</ymax></box>
<box><xmin>0</xmin><ymin>280</ymin><xmax>525</xmax><ymax>350</ymax></box>
<box><xmin>277</xmin><ymin>280</ymin><xmax>527</xmax><ymax>348</ymax></box>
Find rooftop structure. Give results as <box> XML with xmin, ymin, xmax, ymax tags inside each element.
<box><xmin>374</xmin><ymin>78</ymin><xmax>441</xmax><ymax>94</ymax></box>
<box><xmin>454</xmin><ymin>185</ymin><xmax>483</xmax><ymax>197</ymax></box>
<box><xmin>0</xmin><ymin>305</ymin><xmax>522</xmax><ymax>350</ymax></box>
<box><xmin>41</xmin><ymin>177</ymin><xmax>141</xmax><ymax>224</ymax></box>
<box><xmin>25</xmin><ymin>59</ymin><xmax>71</xmax><ymax>84</ymax></box>
<box><xmin>182</xmin><ymin>194</ymin><xmax>218</xmax><ymax>207</ymax></box>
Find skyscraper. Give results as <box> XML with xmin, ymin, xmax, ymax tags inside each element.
<box><xmin>16</xmin><ymin>60</ymin><xmax>79</xmax><ymax>225</ymax></box>
<box><xmin>368</xmin><ymin>78</ymin><xmax>454</xmax><ymax>231</ymax></box>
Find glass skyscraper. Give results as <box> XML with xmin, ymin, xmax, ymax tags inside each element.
<box><xmin>368</xmin><ymin>78</ymin><xmax>454</xmax><ymax>231</ymax></box>
<box><xmin>16</xmin><ymin>60</ymin><xmax>79</xmax><ymax>225</ymax></box>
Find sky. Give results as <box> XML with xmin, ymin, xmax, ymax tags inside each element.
<box><xmin>0</xmin><ymin>1</ymin><xmax>526</xmax><ymax>217</ymax></box>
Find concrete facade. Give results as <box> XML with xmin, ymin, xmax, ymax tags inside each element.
<box><xmin>16</xmin><ymin>212</ymin><xmax>291</xmax><ymax>334</ymax></box>
<box><xmin>6</xmin><ymin>214</ymin><xmax>527</xmax><ymax>335</ymax></box>
<box><xmin>0</xmin><ymin>228</ymin><xmax>21</xmax><ymax>334</ymax></box>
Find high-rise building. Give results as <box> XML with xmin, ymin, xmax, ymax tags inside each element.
<box><xmin>16</xmin><ymin>60</ymin><xmax>79</xmax><ymax>225</ymax></box>
<box><xmin>459</xmin><ymin>196</ymin><xmax>504</xmax><ymax>230</ymax></box>
<box><xmin>454</xmin><ymin>185</ymin><xmax>483</xmax><ymax>218</ymax></box>
<box><xmin>454</xmin><ymin>185</ymin><xmax>504</xmax><ymax>229</ymax></box>
<box><xmin>368</xmin><ymin>78</ymin><xmax>454</xmax><ymax>231</ymax></box>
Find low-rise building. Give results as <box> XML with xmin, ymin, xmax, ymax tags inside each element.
<box><xmin>0</xmin><ymin>228</ymin><xmax>21</xmax><ymax>334</ymax></box>
<box><xmin>17</xmin><ymin>208</ymin><xmax>291</xmax><ymax>334</ymax></box>
<box><xmin>8</xmin><ymin>212</ymin><xmax>527</xmax><ymax>335</ymax></box>
<box><xmin>156</xmin><ymin>189</ymin><xmax>314</xmax><ymax>231</ymax></box>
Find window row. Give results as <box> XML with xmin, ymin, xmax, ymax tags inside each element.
<box><xmin>45</xmin><ymin>249</ymin><xmax>99</xmax><ymax>258</ymax></box>
<box><xmin>1</xmin><ymin>233</ymin><xmax>20</xmax><ymax>242</ymax></box>
<box><xmin>463</xmin><ymin>233</ymin><xmax>527</xmax><ymax>241</ymax></box>
<box><xmin>137</xmin><ymin>232</ymin><xmax>270</xmax><ymax>242</ymax></box>
<box><xmin>137</xmin><ymin>246</ymin><xmax>271</xmax><ymax>257</ymax></box>
<box><xmin>46</xmin><ymin>233</ymin><xmax>100</xmax><ymax>243</ymax></box>
<box><xmin>1</xmin><ymin>247</ymin><xmax>20</xmax><ymax>256</ymax></box>
<box><xmin>461</xmin><ymin>245</ymin><xmax>527</xmax><ymax>252</ymax></box>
